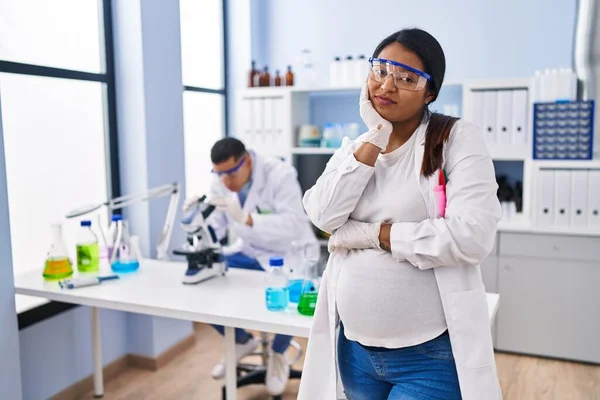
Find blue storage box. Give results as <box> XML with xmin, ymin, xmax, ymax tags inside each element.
<box><xmin>533</xmin><ymin>100</ymin><xmax>594</xmax><ymax>160</ymax></box>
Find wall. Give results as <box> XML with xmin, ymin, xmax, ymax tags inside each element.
<box><xmin>257</xmin><ymin>0</ymin><xmax>576</xmax><ymax>86</ymax></box>
<box><xmin>226</xmin><ymin>0</ymin><xmax>253</xmax><ymax>137</ymax></box>
<box><xmin>0</xmin><ymin>84</ymin><xmax>23</xmax><ymax>400</ymax></box>
<box><xmin>112</xmin><ymin>0</ymin><xmax>193</xmax><ymax>359</ymax></box>
<box><xmin>13</xmin><ymin>2</ymin><xmax>194</xmax><ymax>399</ymax></box>
<box><xmin>19</xmin><ymin>308</ymin><xmax>128</xmax><ymax>400</ymax></box>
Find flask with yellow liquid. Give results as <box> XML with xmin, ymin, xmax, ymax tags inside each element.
<box><xmin>43</xmin><ymin>223</ymin><xmax>73</xmax><ymax>280</ymax></box>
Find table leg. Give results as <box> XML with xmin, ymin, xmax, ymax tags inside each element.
<box><xmin>224</xmin><ymin>326</ymin><xmax>238</xmax><ymax>400</ymax></box>
<box><xmin>91</xmin><ymin>307</ymin><xmax>104</xmax><ymax>398</ymax></box>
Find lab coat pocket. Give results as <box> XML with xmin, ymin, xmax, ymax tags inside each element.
<box><xmin>446</xmin><ymin>285</ymin><xmax>494</xmax><ymax>369</ymax></box>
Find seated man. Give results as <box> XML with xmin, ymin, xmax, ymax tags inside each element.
<box><xmin>184</xmin><ymin>137</ymin><xmax>319</xmax><ymax>396</ymax></box>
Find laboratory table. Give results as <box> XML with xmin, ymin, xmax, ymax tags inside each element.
<box><xmin>14</xmin><ymin>259</ymin><xmax>500</xmax><ymax>400</ymax></box>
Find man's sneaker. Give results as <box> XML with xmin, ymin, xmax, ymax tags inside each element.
<box><xmin>265</xmin><ymin>351</ymin><xmax>290</xmax><ymax>395</ymax></box>
<box><xmin>211</xmin><ymin>337</ymin><xmax>260</xmax><ymax>379</ymax></box>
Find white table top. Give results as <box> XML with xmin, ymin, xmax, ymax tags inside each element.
<box><xmin>14</xmin><ymin>259</ymin><xmax>500</xmax><ymax>337</ymax></box>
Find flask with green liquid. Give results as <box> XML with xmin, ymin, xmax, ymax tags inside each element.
<box><xmin>297</xmin><ymin>263</ymin><xmax>319</xmax><ymax>316</ymax></box>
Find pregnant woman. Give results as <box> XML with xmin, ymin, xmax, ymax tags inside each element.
<box><xmin>298</xmin><ymin>28</ymin><xmax>502</xmax><ymax>400</ymax></box>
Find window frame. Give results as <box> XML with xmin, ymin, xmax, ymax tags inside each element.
<box><xmin>0</xmin><ymin>0</ymin><xmax>120</xmax><ymax>329</ymax></box>
<box><xmin>182</xmin><ymin>0</ymin><xmax>229</xmax><ymax>137</ymax></box>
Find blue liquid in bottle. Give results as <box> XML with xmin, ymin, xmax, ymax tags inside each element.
<box><xmin>265</xmin><ymin>256</ymin><xmax>289</xmax><ymax>311</ymax></box>
<box><xmin>288</xmin><ymin>279</ymin><xmax>303</xmax><ymax>303</ymax></box>
<box><xmin>266</xmin><ymin>287</ymin><xmax>289</xmax><ymax>311</ymax></box>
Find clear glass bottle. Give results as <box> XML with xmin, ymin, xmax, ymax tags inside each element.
<box><xmin>265</xmin><ymin>256</ymin><xmax>289</xmax><ymax>311</ymax></box>
<box><xmin>43</xmin><ymin>223</ymin><xmax>73</xmax><ymax>280</ymax></box>
<box><xmin>76</xmin><ymin>220</ymin><xmax>100</xmax><ymax>273</ymax></box>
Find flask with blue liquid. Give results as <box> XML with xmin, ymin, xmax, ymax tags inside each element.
<box><xmin>265</xmin><ymin>256</ymin><xmax>289</xmax><ymax>311</ymax></box>
<box><xmin>110</xmin><ymin>219</ymin><xmax>140</xmax><ymax>273</ymax></box>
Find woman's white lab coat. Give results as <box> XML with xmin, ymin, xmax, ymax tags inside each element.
<box><xmin>207</xmin><ymin>152</ymin><xmax>319</xmax><ymax>268</ymax></box>
<box><xmin>298</xmin><ymin>119</ymin><xmax>503</xmax><ymax>400</ymax></box>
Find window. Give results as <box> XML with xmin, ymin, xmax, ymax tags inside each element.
<box><xmin>180</xmin><ymin>0</ymin><xmax>227</xmax><ymax>197</ymax></box>
<box><xmin>0</xmin><ymin>0</ymin><xmax>118</xmax><ymax>317</ymax></box>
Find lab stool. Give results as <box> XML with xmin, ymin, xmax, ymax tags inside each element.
<box><xmin>221</xmin><ymin>332</ymin><xmax>303</xmax><ymax>400</ymax></box>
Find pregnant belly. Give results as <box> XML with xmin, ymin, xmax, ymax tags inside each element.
<box><xmin>336</xmin><ymin>249</ymin><xmax>447</xmax><ymax>346</ymax></box>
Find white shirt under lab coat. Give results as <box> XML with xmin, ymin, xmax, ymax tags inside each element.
<box><xmin>298</xmin><ymin>118</ymin><xmax>503</xmax><ymax>400</ymax></box>
<box><xmin>206</xmin><ymin>151</ymin><xmax>319</xmax><ymax>270</ymax></box>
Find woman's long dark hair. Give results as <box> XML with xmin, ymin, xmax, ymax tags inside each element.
<box><xmin>373</xmin><ymin>28</ymin><xmax>459</xmax><ymax>177</ymax></box>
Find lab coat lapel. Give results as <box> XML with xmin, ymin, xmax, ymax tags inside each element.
<box><xmin>243</xmin><ymin>152</ymin><xmax>266</xmax><ymax>214</ymax></box>
<box><xmin>413</xmin><ymin>123</ymin><xmax>436</xmax><ymax>218</ymax></box>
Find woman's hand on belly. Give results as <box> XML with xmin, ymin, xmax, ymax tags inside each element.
<box><xmin>328</xmin><ymin>219</ymin><xmax>382</xmax><ymax>253</ymax></box>
<box><xmin>378</xmin><ymin>223</ymin><xmax>392</xmax><ymax>252</ymax></box>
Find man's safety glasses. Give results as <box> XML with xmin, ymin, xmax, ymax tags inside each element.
<box><xmin>212</xmin><ymin>156</ymin><xmax>247</xmax><ymax>177</ymax></box>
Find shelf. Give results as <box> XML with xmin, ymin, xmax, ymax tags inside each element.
<box><xmin>464</xmin><ymin>77</ymin><xmax>531</xmax><ymax>91</ymax></box>
<box><xmin>497</xmin><ymin>220</ymin><xmax>600</xmax><ymax>237</ymax></box>
<box><xmin>488</xmin><ymin>144</ymin><xmax>530</xmax><ymax>161</ymax></box>
<box><xmin>292</xmin><ymin>147</ymin><xmax>337</xmax><ymax>155</ymax></box>
<box><xmin>245</xmin><ymin>81</ymin><xmax>464</xmax><ymax>96</ymax></box>
<box><xmin>533</xmin><ymin>160</ymin><xmax>600</xmax><ymax>170</ymax></box>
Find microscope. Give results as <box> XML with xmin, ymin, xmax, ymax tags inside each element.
<box><xmin>173</xmin><ymin>195</ymin><xmax>227</xmax><ymax>284</ymax></box>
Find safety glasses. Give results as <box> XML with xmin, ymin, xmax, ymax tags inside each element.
<box><xmin>368</xmin><ymin>57</ymin><xmax>431</xmax><ymax>91</ymax></box>
<box><xmin>212</xmin><ymin>156</ymin><xmax>247</xmax><ymax>177</ymax></box>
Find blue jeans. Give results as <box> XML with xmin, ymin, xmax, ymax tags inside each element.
<box><xmin>338</xmin><ymin>324</ymin><xmax>461</xmax><ymax>400</ymax></box>
<box><xmin>212</xmin><ymin>252</ymin><xmax>292</xmax><ymax>354</ymax></box>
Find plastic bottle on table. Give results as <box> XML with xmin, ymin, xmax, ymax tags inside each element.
<box><xmin>265</xmin><ymin>256</ymin><xmax>289</xmax><ymax>311</ymax></box>
<box><xmin>77</xmin><ymin>220</ymin><xmax>100</xmax><ymax>273</ymax></box>
<box><xmin>106</xmin><ymin>214</ymin><xmax>122</xmax><ymax>261</ymax></box>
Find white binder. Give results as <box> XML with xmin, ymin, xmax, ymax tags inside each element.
<box><xmin>470</xmin><ymin>91</ymin><xmax>484</xmax><ymax>137</ymax></box>
<box><xmin>495</xmin><ymin>90</ymin><xmax>512</xmax><ymax>145</ymax></box>
<box><xmin>570</xmin><ymin>170</ymin><xmax>588</xmax><ymax>227</ymax></box>
<box><xmin>554</xmin><ymin>170</ymin><xmax>572</xmax><ymax>227</ymax></box>
<box><xmin>538</xmin><ymin>169</ymin><xmax>555</xmax><ymax>226</ymax></box>
<box><xmin>511</xmin><ymin>90</ymin><xmax>528</xmax><ymax>145</ymax></box>
<box><xmin>587</xmin><ymin>170</ymin><xmax>600</xmax><ymax>228</ymax></box>
<box><xmin>482</xmin><ymin>91</ymin><xmax>498</xmax><ymax>145</ymax></box>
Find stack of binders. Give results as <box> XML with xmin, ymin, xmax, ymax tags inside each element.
<box><xmin>537</xmin><ymin>168</ymin><xmax>600</xmax><ymax>228</ymax></box>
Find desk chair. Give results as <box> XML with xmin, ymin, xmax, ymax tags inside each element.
<box><xmin>221</xmin><ymin>332</ymin><xmax>303</xmax><ymax>400</ymax></box>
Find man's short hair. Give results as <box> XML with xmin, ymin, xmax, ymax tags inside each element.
<box><xmin>211</xmin><ymin>137</ymin><xmax>247</xmax><ymax>164</ymax></box>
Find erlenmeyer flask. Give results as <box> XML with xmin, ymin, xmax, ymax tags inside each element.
<box><xmin>110</xmin><ymin>220</ymin><xmax>140</xmax><ymax>273</ymax></box>
<box><xmin>43</xmin><ymin>224</ymin><xmax>73</xmax><ymax>280</ymax></box>
<box><xmin>298</xmin><ymin>262</ymin><xmax>320</xmax><ymax>316</ymax></box>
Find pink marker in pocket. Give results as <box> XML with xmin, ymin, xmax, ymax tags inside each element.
<box><xmin>434</xmin><ymin>169</ymin><xmax>447</xmax><ymax>218</ymax></box>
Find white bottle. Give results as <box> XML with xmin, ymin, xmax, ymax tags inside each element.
<box><xmin>540</xmin><ymin>68</ymin><xmax>551</xmax><ymax>102</ymax></box>
<box><xmin>550</xmin><ymin>69</ymin><xmax>560</xmax><ymax>101</ymax></box>
<box><xmin>329</xmin><ymin>57</ymin><xmax>342</xmax><ymax>87</ymax></box>
<box><xmin>340</xmin><ymin>56</ymin><xmax>353</xmax><ymax>87</ymax></box>
<box><xmin>532</xmin><ymin>70</ymin><xmax>542</xmax><ymax>103</ymax></box>
<box><xmin>353</xmin><ymin>55</ymin><xmax>369</xmax><ymax>86</ymax></box>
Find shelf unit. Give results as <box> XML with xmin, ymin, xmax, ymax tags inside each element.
<box><xmin>291</xmin><ymin>147</ymin><xmax>337</xmax><ymax>155</ymax></box>
<box><xmin>238</xmin><ymin>78</ymin><xmax>599</xmax><ymax>236</ymax></box>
